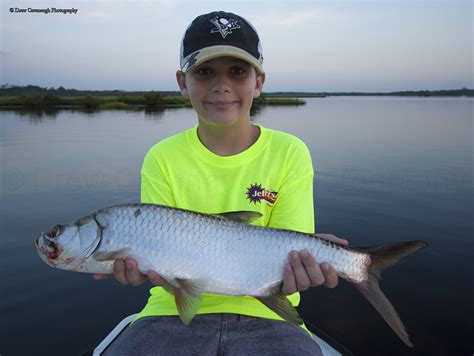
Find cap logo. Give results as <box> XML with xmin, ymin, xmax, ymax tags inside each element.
<box><xmin>209</xmin><ymin>16</ymin><xmax>240</xmax><ymax>38</ymax></box>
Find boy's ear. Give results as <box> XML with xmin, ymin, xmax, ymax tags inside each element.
<box><xmin>253</xmin><ymin>73</ymin><xmax>266</xmax><ymax>98</ymax></box>
<box><xmin>176</xmin><ymin>70</ymin><xmax>189</xmax><ymax>97</ymax></box>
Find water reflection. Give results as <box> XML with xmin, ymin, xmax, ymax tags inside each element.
<box><xmin>2</xmin><ymin>108</ymin><xmax>60</xmax><ymax>121</ymax></box>
<box><xmin>250</xmin><ymin>103</ymin><xmax>266</xmax><ymax>117</ymax></box>
<box><xmin>143</xmin><ymin>106</ymin><xmax>166</xmax><ymax>119</ymax></box>
<box><xmin>1</xmin><ymin>106</ymin><xmax>177</xmax><ymax>123</ymax></box>
<box><xmin>0</xmin><ymin>107</ymin><xmax>109</xmax><ymax>121</ymax></box>
<box><xmin>1</xmin><ymin>103</ymin><xmax>272</xmax><ymax>124</ymax></box>
<box><xmin>0</xmin><ymin>97</ymin><xmax>472</xmax><ymax>356</ymax></box>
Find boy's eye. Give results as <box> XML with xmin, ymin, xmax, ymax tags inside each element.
<box><xmin>195</xmin><ymin>67</ymin><xmax>211</xmax><ymax>76</ymax></box>
<box><xmin>230</xmin><ymin>66</ymin><xmax>246</xmax><ymax>75</ymax></box>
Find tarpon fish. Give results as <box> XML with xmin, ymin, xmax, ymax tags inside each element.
<box><xmin>35</xmin><ymin>204</ymin><xmax>427</xmax><ymax>347</ymax></box>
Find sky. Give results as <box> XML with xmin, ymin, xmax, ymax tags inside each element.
<box><xmin>1</xmin><ymin>0</ymin><xmax>472</xmax><ymax>92</ymax></box>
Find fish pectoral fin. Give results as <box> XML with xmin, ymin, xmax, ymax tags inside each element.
<box><xmin>256</xmin><ymin>292</ymin><xmax>303</xmax><ymax>326</ymax></box>
<box><xmin>174</xmin><ymin>286</ymin><xmax>202</xmax><ymax>325</ymax></box>
<box><xmin>213</xmin><ymin>211</ymin><xmax>262</xmax><ymax>224</ymax></box>
<box><xmin>93</xmin><ymin>248</ymin><xmax>131</xmax><ymax>261</ymax></box>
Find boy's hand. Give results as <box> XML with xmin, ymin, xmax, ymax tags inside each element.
<box><xmin>93</xmin><ymin>258</ymin><xmax>165</xmax><ymax>286</ymax></box>
<box><xmin>281</xmin><ymin>234</ymin><xmax>349</xmax><ymax>295</ymax></box>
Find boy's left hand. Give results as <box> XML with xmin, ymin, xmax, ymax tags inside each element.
<box><xmin>281</xmin><ymin>234</ymin><xmax>349</xmax><ymax>295</ymax></box>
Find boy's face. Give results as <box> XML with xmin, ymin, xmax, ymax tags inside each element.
<box><xmin>176</xmin><ymin>56</ymin><xmax>265</xmax><ymax>127</ymax></box>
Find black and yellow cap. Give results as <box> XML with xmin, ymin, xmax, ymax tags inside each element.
<box><xmin>180</xmin><ymin>11</ymin><xmax>264</xmax><ymax>74</ymax></box>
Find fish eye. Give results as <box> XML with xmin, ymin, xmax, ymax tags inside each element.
<box><xmin>46</xmin><ymin>225</ymin><xmax>64</xmax><ymax>238</ymax></box>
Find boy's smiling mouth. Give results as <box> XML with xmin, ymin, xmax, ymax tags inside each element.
<box><xmin>205</xmin><ymin>100</ymin><xmax>239</xmax><ymax>109</ymax></box>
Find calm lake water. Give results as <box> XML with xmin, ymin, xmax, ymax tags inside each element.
<box><xmin>1</xmin><ymin>97</ymin><xmax>472</xmax><ymax>355</ymax></box>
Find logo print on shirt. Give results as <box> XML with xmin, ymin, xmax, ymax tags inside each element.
<box><xmin>209</xmin><ymin>16</ymin><xmax>241</xmax><ymax>38</ymax></box>
<box><xmin>246</xmin><ymin>183</ymin><xmax>278</xmax><ymax>206</ymax></box>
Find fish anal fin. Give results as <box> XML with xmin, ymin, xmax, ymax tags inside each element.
<box><xmin>174</xmin><ymin>285</ymin><xmax>202</xmax><ymax>325</ymax></box>
<box><xmin>256</xmin><ymin>292</ymin><xmax>303</xmax><ymax>326</ymax></box>
<box><xmin>213</xmin><ymin>211</ymin><xmax>262</xmax><ymax>224</ymax></box>
<box><xmin>93</xmin><ymin>247</ymin><xmax>131</xmax><ymax>262</ymax></box>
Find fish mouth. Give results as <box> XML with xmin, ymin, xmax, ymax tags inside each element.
<box><xmin>35</xmin><ymin>235</ymin><xmax>60</xmax><ymax>264</ymax></box>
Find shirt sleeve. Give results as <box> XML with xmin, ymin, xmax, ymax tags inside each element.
<box><xmin>267</xmin><ymin>141</ymin><xmax>315</xmax><ymax>234</ymax></box>
<box><xmin>140</xmin><ymin>149</ymin><xmax>176</xmax><ymax>207</ymax></box>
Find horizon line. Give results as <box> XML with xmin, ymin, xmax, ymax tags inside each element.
<box><xmin>1</xmin><ymin>84</ymin><xmax>472</xmax><ymax>94</ymax></box>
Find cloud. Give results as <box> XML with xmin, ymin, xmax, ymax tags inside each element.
<box><xmin>251</xmin><ymin>10</ymin><xmax>320</xmax><ymax>28</ymax></box>
<box><xmin>0</xmin><ymin>51</ymin><xmax>13</xmax><ymax>56</ymax></box>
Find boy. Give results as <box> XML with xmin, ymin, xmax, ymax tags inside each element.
<box><xmin>95</xmin><ymin>11</ymin><xmax>348</xmax><ymax>355</ymax></box>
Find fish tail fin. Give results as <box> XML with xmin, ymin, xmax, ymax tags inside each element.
<box><xmin>351</xmin><ymin>240</ymin><xmax>428</xmax><ymax>347</ymax></box>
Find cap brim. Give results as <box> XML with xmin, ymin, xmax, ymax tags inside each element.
<box><xmin>181</xmin><ymin>45</ymin><xmax>264</xmax><ymax>74</ymax></box>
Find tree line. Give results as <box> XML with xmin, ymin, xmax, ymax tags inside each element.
<box><xmin>1</xmin><ymin>85</ymin><xmax>472</xmax><ymax>98</ymax></box>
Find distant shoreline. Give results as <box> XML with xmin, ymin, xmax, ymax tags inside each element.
<box><xmin>0</xmin><ymin>92</ymin><xmax>305</xmax><ymax>109</ymax></box>
<box><xmin>270</xmin><ymin>89</ymin><xmax>473</xmax><ymax>97</ymax></box>
<box><xmin>0</xmin><ymin>85</ymin><xmax>472</xmax><ymax>98</ymax></box>
<box><xmin>0</xmin><ymin>85</ymin><xmax>471</xmax><ymax>109</ymax></box>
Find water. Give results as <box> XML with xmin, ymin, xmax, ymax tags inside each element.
<box><xmin>1</xmin><ymin>97</ymin><xmax>472</xmax><ymax>355</ymax></box>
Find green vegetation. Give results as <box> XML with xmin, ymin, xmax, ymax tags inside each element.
<box><xmin>0</xmin><ymin>86</ymin><xmax>304</xmax><ymax>109</ymax></box>
<box><xmin>99</xmin><ymin>101</ymin><xmax>130</xmax><ymax>109</ymax></box>
<box><xmin>264</xmin><ymin>92</ymin><xmax>327</xmax><ymax>98</ymax></box>
<box><xmin>1</xmin><ymin>85</ymin><xmax>471</xmax><ymax>109</ymax></box>
<box><xmin>162</xmin><ymin>96</ymin><xmax>193</xmax><ymax>106</ymax></box>
<box><xmin>252</xmin><ymin>94</ymin><xmax>305</xmax><ymax>107</ymax></box>
<box><xmin>263</xmin><ymin>98</ymin><xmax>305</xmax><ymax>105</ymax></box>
<box><xmin>0</xmin><ymin>93</ymin><xmax>192</xmax><ymax>109</ymax></box>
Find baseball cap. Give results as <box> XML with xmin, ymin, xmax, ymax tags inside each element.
<box><xmin>180</xmin><ymin>11</ymin><xmax>264</xmax><ymax>74</ymax></box>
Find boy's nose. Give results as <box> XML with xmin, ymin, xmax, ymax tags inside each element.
<box><xmin>212</xmin><ymin>74</ymin><xmax>231</xmax><ymax>93</ymax></box>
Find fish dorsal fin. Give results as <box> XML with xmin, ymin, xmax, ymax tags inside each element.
<box><xmin>171</xmin><ymin>278</ymin><xmax>205</xmax><ymax>325</ymax></box>
<box><xmin>256</xmin><ymin>292</ymin><xmax>303</xmax><ymax>326</ymax></box>
<box><xmin>213</xmin><ymin>211</ymin><xmax>262</xmax><ymax>224</ymax></box>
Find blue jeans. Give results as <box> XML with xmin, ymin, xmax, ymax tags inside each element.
<box><xmin>103</xmin><ymin>314</ymin><xmax>323</xmax><ymax>355</ymax></box>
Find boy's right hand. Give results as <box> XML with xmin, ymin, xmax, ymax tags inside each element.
<box><xmin>93</xmin><ymin>258</ymin><xmax>165</xmax><ymax>286</ymax></box>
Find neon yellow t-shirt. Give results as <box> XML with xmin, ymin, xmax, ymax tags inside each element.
<box><xmin>135</xmin><ymin>124</ymin><xmax>315</xmax><ymax>322</ymax></box>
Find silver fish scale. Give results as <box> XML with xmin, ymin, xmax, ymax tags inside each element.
<box><xmin>94</xmin><ymin>205</ymin><xmax>370</xmax><ymax>296</ymax></box>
